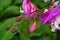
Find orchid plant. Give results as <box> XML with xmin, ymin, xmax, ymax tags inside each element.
<box><xmin>21</xmin><ymin>0</ymin><xmax>60</xmax><ymax>33</ymax></box>
<box><xmin>1</xmin><ymin>0</ymin><xmax>60</xmax><ymax>40</ymax></box>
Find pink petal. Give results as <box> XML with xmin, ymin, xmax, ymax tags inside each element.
<box><xmin>22</xmin><ymin>0</ymin><xmax>31</xmax><ymax>18</ymax></box>
<box><xmin>30</xmin><ymin>12</ymin><xmax>37</xmax><ymax>18</ymax></box>
<box><xmin>28</xmin><ymin>21</ymin><xmax>37</xmax><ymax>33</ymax></box>
<box><xmin>29</xmin><ymin>2</ymin><xmax>39</xmax><ymax>18</ymax></box>
<box><xmin>39</xmin><ymin>4</ymin><xmax>60</xmax><ymax>24</ymax></box>
<box><xmin>39</xmin><ymin>9</ymin><xmax>52</xmax><ymax>24</ymax></box>
<box><xmin>44</xmin><ymin>4</ymin><xmax>60</xmax><ymax>24</ymax></box>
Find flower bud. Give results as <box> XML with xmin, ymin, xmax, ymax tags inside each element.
<box><xmin>16</xmin><ymin>16</ymin><xmax>21</xmax><ymax>22</ymax></box>
<box><xmin>12</xmin><ymin>28</ymin><xmax>17</xmax><ymax>33</ymax></box>
<box><xmin>6</xmin><ymin>26</ymin><xmax>10</xmax><ymax>30</ymax></box>
<box><xmin>28</xmin><ymin>21</ymin><xmax>37</xmax><ymax>33</ymax></box>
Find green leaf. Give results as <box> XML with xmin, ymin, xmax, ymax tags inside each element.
<box><xmin>1</xmin><ymin>27</ymin><xmax>17</xmax><ymax>40</ymax></box>
<box><xmin>0</xmin><ymin>0</ymin><xmax>12</xmax><ymax>7</ymax></box>
<box><xmin>0</xmin><ymin>0</ymin><xmax>12</xmax><ymax>15</ymax></box>
<box><xmin>10</xmin><ymin>33</ymin><xmax>20</xmax><ymax>40</ymax></box>
<box><xmin>38</xmin><ymin>36</ymin><xmax>50</xmax><ymax>40</ymax></box>
<box><xmin>0</xmin><ymin>0</ymin><xmax>12</xmax><ymax>13</ymax></box>
<box><xmin>0</xmin><ymin>6</ymin><xmax>20</xmax><ymax>18</ymax></box>
<box><xmin>13</xmin><ymin>0</ymin><xmax>23</xmax><ymax>5</ymax></box>
<box><xmin>0</xmin><ymin>17</ymin><xmax>18</xmax><ymax>40</ymax></box>
<box><xmin>31</xmin><ymin>0</ymin><xmax>51</xmax><ymax>9</ymax></box>
<box><xmin>37</xmin><ymin>1</ymin><xmax>51</xmax><ymax>9</ymax></box>
<box><xmin>20</xmin><ymin>33</ymin><xmax>30</xmax><ymax>40</ymax></box>
<box><xmin>5</xmin><ymin>6</ymin><xmax>20</xmax><ymax>13</ymax></box>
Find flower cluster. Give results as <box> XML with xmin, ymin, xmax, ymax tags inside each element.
<box><xmin>20</xmin><ymin>0</ymin><xmax>60</xmax><ymax>33</ymax></box>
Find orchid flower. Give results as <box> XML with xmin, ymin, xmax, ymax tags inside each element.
<box><xmin>22</xmin><ymin>0</ymin><xmax>39</xmax><ymax>19</ymax></box>
<box><xmin>39</xmin><ymin>5</ymin><xmax>55</xmax><ymax>24</ymax></box>
<box><xmin>22</xmin><ymin>0</ymin><xmax>31</xmax><ymax>18</ymax></box>
<box><xmin>39</xmin><ymin>4</ymin><xmax>60</xmax><ymax>32</ymax></box>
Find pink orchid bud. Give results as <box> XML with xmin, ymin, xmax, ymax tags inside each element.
<box><xmin>28</xmin><ymin>21</ymin><xmax>37</xmax><ymax>33</ymax></box>
<box><xmin>16</xmin><ymin>16</ymin><xmax>21</xmax><ymax>22</ymax></box>
<box><xmin>6</xmin><ymin>26</ymin><xmax>10</xmax><ymax>30</ymax></box>
<box><xmin>12</xmin><ymin>28</ymin><xmax>17</xmax><ymax>33</ymax></box>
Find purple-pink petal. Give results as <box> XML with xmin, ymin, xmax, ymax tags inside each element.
<box><xmin>44</xmin><ymin>4</ymin><xmax>60</xmax><ymax>24</ymax></box>
<box><xmin>29</xmin><ymin>3</ymin><xmax>39</xmax><ymax>18</ymax></box>
<box><xmin>39</xmin><ymin>9</ymin><xmax>52</xmax><ymax>24</ymax></box>
<box><xmin>22</xmin><ymin>0</ymin><xmax>39</xmax><ymax>19</ymax></box>
<box><xmin>39</xmin><ymin>4</ymin><xmax>60</xmax><ymax>24</ymax></box>
<box><xmin>30</xmin><ymin>12</ymin><xmax>37</xmax><ymax>18</ymax></box>
<box><xmin>22</xmin><ymin>0</ymin><xmax>31</xmax><ymax>18</ymax></box>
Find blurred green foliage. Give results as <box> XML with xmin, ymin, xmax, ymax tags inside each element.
<box><xmin>0</xmin><ymin>0</ymin><xmax>57</xmax><ymax>40</ymax></box>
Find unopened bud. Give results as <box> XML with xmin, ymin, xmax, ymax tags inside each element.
<box><xmin>12</xmin><ymin>28</ymin><xmax>17</xmax><ymax>33</ymax></box>
<box><xmin>16</xmin><ymin>16</ymin><xmax>21</xmax><ymax>22</ymax></box>
<box><xmin>6</xmin><ymin>26</ymin><xmax>10</xmax><ymax>30</ymax></box>
<box><xmin>28</xmin><ymin>21</ymin><xmax>37</xmax><ymax>33</ymax></box>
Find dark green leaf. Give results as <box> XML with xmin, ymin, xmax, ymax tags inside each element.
<box><xmin>0</xmin><ymin>17</ymin><xmax>18</xmax><ymax>40</ymax></box>
<box><xmin>0</xmin><ymin>6</ymin><xmax>20</xmax><ymax>19</ymax></box>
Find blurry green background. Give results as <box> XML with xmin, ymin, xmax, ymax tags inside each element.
<box><xmin>0</xmin><ymin>0</ymin><xmax>59</xmax><ymax>40</ymax></box>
